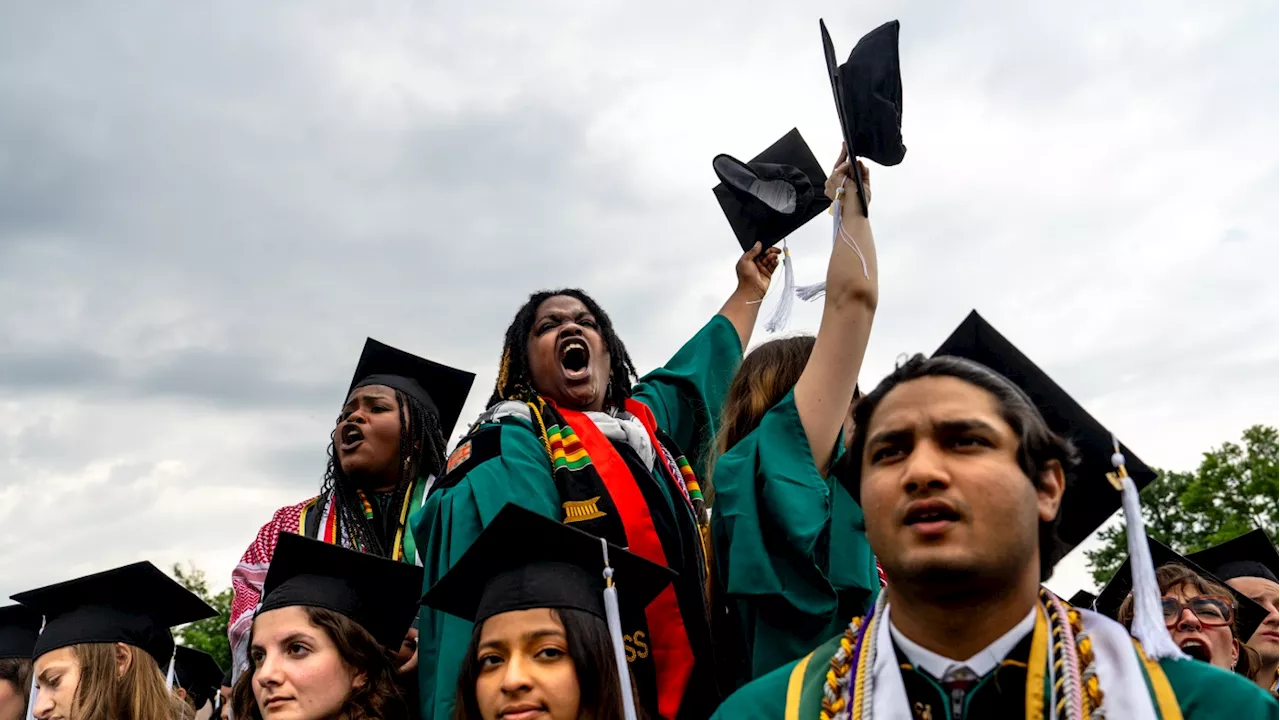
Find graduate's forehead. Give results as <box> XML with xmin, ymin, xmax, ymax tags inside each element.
<box><xmin>534</xmin><ymin>295</ymin><xmax>592</xmax><ymax>319</ymax></box>
<box><xmin>344</xmin><ymin>384</ymin><xmax>397</xmax><ymax>405</ymax></box>
<box><xmin>866</xmin><ymin>375</ymin><xmax>1009</xmax><ymax>436</ymax></box>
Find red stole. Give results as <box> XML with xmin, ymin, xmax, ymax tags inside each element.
<box><xmin>559</xmin><ymin>404</ymin><xmax>695</xmax><ymax>720</ymax></box>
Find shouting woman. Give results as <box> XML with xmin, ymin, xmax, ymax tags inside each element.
<box><xmin>230</xmin><ymin>339</ymin><xmax>474</xmax><ymax>681</ymax></box>
<box><xmin>412</xmin><ymin>244</ymin><xmax>781</xmax><ymax>720</ymax></box>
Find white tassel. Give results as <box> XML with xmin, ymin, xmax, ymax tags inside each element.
<box><xmin>166</xmin><ymin>648</ymin><xmax>177</xmax><ymax>690</ymax></box>
<box><xmin>1109</xmin><ymin>438</ymin><xmax>1185</xmax><ymax>661</ymax></box>
<box><xmin>600</xmin><ymin>539</ymin><xmax>639</xmax><ymax>720</ymax></box>
<box><xmin>24</xmin><ymin>665</ymin><xmax>37</xmax><ymax>720</ymax></box>
<box><xmin>795</xmin><ymin>190</ymin><xmax>848</xmax><ymax>304</ymax></box>
<box><xmin>764</xmin><ymin>241</ymin><xmax>795</xmax><ymax>332</ymax></box>
<box><xmin>24</xmin><ymin>615</ymin><xmax>43</xmax><ymax>720</ymax></box>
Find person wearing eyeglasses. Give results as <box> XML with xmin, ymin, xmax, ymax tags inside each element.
<box><xmin>1115</xmin><ymin>562</ymin><xmax>1266</xmax><ymax>676</ymax></box>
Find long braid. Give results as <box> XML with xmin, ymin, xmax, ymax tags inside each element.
<box><xmin>488</xmin><ymin>289</ymin><xmax>638</xmax><ymax>409</ymax></box>
<box><xmin>380</xmin><ymin>391</ymin><xmax>446</xmax><ymax>545</ymax></box>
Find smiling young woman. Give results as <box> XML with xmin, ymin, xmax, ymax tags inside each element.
<box><xmin>231</xmin><ymin>533</ymin><xmax>423</xmax><ymax>720</ymax></box>
<box><xmin>229</xmin><ymin>339</ymin><xmax>474</xmax><ymax>688</ymax></box>
<box><xmin>412</xmin><ymin>246</ymin><xmax>781</xmax><ymax>720</ymax></box>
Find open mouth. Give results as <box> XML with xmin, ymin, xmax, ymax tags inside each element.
<box><xmin>1179</xmin><ymin>638</ymin><xmax>1211</xmax><ymax>663</ymax></box>
<box><xmin>559</xmin><ymin>337</ymin><xmax>590</xmax><ymax>378</ymax></box>
<box><xmin>903</xmin><ymin>500</ymin><xmax>961</xmax><ymax>536</ymax></box>
<box><xmin>339</xmin><ymin>424</ymin><xmax>364</xmax><ymax>452</ymax></box>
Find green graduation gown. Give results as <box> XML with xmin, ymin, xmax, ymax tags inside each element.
<box><xmin>710</xmin><ymin>609</ymin><xmax>1279</xmax><ymax>720</ymax></box>
<box><xmin>411</xmin><ymin>315</ymin><xmax>743</xmax><ymax>720</ymax></box>
<box><xmin>711</xmin><ymin>389</ymin><xmax>879</xmax><ymax>687</ymax></box>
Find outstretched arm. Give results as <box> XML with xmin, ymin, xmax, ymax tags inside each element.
<box><xmin>718</xmin><ymin>242</ymin><xmax>783</xmax><ymax>350</ymax></box>
<box><xmin>794</xmin><ymin>148</ymin><xmax>879</xmax><ymax>474</ymax></box>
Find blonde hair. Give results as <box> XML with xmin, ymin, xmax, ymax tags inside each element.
<box><xmin>69</xmin><ymin>643</ymin><xmax>191</xmax><ymax>720</ymax></box>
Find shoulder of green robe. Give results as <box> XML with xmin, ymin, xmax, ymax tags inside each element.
<box><xmin>713</xmin><ymin>628</ymin><xmax>853</xmax><ymax>718</ymax></box>
<box><xmin>432</xmin><ymin>415</ymin><xmax>537</xmax><ymax>494</ymax></box>
<box><xmin>1157</xmin><ymin>656</ymin><xmax>1279</xmax><ymax>718</ymax></box>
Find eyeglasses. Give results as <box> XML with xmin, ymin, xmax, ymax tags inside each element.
<box><xmin>1162</xmin><ymin>595</ymin><xmax>1235</xmax><ymax>628</ymax></box>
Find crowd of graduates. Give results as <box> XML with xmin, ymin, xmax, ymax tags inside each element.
<box><xmin>1</xmin><ymin>18</ymin><xmax>1278</xmax><ymax>720</ymax></box>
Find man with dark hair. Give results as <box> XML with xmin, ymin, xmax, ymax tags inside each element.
<box><xmin>712</xmin><ymin>347</ymin><xmax>1276</xmax><ymax>718</ymax></box>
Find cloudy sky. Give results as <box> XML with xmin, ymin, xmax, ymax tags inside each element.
<box><xmin>0</xmin><ymin>0</ymin><xmax>1275</xmax><ymax>602</ymax></box>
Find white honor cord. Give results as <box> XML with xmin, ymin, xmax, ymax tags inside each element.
<box><xmin>601</xmin><ymin>538</ymin><xmax>639</xmax><ymax>720</ymax></box>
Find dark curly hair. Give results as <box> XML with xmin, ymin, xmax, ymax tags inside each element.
<box><xmin>840</xmin><ymin>353</ymin><xmax>1080</xmax><ymax>582</ymax></box>
<box><xmin>319</xmin><ymin>388</ymin><xmax>446</xmax><ymax>556</ymax></box>
<box><xmin>488</xmin><ymin>289</ymin><xmax>638</xmax><ymax>410</ymax></box>
<box><xmin>233</xmin><ymin>606</ymin><xmax>409</xmax><ymax>720</ymax></box>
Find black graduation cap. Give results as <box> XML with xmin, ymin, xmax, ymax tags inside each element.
<box><xmin>0</xmin><ymin>605</ymin><xmax>41</xmax><ymax>660</ymax></box>
<box><xmin>349</xmin><ymin>338</ymin><xmax>476</xmax><ymax>440</ymax></box>
<box><xmin>221</xmin><ymin>668</ymin><xmax>232</xmax><ymax>688</ymax></box>
<box><xmin>422</xmin><ymin>503</ymin><xmax>675</xmax><ymax>624</ymax></box>
<box><xmin>712</xmin><ymin>128</ymin><xmax>832</xmax><ymax>252</ymax></box>
<box><xmin>1187</xmin><ymin>529</ymin><xmax>1279</xmax><ymax>584</ymax></box>
<box><xmin>174</xmin><ymin>646</ymin><xmax>223</xmax><ymax>709</ymax></box>
<box><xmin>819</xmin><ymin>19</ymin><xmax>907</xmax><ymax>217</ymax></box>
<box><xmin>932</xmin><ymin>310</ymin><xmax>1157</xmax><ymax>552</ymax></box>
<box><xmin>10</xmin><ymin>562</ymin><xmax>216</xmax><ymax>665</ymax></box>
<box><xmin>258</xmin><ymin>532</ymin><xmax>424</xmax><ymax>650</ymax></box>
<box><xmin>1068</xmin><ymin>590</ymin><xmax>1097</xmax><ymax>610</ymax></box>
<box><xmin>1095</xmin><ymin>537</ymin><xmax>1269</xmax><ymax>642</ymax></box>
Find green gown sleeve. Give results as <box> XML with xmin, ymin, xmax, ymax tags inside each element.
<box><xmin>631</xmin><ymin>314</ymin><xmax>742</xmax><ymax>472</ymax></box>
<box><xmin>711</xmin><ymin>389</ymin><xmax>879</xmax><ymax>682</ymax></box>
<box><xmin>1159</xmin><ymin>656</ymin><xmax>1279</xmax><ymax>719</ymax></box>
<box><xmin>409</xmin><ymin>418</ymin><xmax>561</xmax><ymax>720</ymax></box>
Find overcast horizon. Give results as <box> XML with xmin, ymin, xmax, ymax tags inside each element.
<box><xmin>1</xmin><ymin>0</ymin><xmax>1276</xmax><ymax>600</ymax></box>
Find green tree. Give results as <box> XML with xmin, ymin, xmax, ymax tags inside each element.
<box><xmin>1085</xmin><ymin>424</ymin><xmax>1279</xmax><ymax>587</ymax></box>
<box><xmin>172</xmin><ymin>563</ymin><xmax>232</xmax><ymax>672</ymax></box>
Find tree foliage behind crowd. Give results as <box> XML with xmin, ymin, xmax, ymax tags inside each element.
<box><xmin>172</xmin><ymin>563</ymin><xmax>233</xmax><ymax>672</ymax></box>
<box><xmin>1085</xmin><ymin>424</ymin><xmax>1279</xmax><ymax>586</ymax></box>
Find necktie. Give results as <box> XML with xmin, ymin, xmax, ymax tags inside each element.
<box><xmin>940</xmin><ymin>667</ymin><xmax>979</xmax><ymax>719</ymax></box>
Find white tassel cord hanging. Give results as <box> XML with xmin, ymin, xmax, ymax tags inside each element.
<box><xmin>1108</xmin><ymin>436</ymin><xmax>1184</xmax><ymax>661</ymax></box>
<box><xmin>600</xmin><ymin>538</ymin><xmax>639</xmax><ymax>720</ymax></box>
<box><xmin>24</xmin><ymin>616</ymin><xmax>43</xmax><ymax>720</ymax></box>
<box><xmin>764</xmin><ymin>240</ymin><xmax>795</xmax><ymax>332</ymax></box>
<box><xmin>166</xmin><ymin>648</ymin><xmax>177</xmax><ymax>690</ymax></box>
<box><xmin>794</xmin><ymin>186</ymin><xmax>870</xmax><ymax>304</ymax></box>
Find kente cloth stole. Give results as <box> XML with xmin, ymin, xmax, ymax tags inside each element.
<box><xmin>298</xmin><ymin>480</ymin><xmax>418</xmax><ymax>563</ymax></box>
<box><xmin>528</xmin><ymin>396</ymin><xmax>698</xmax><ymax>720</ymax></box>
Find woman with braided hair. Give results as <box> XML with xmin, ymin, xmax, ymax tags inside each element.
<box><xmin>410</xmin><ymin>243</ymin><xmax>782</xmax><ymax>720</ymax></box>
<box><xmin>229</xmin><ymin>338</ymin><xmax>475</xmax><ymax>695</ymax></box>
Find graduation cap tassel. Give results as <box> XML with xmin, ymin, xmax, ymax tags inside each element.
<box><xmin>795</xmin><ymin>185</ymin><xmax>872</xmax><ymax>305</ymax></box>
<box><xmin>25</xmin><ymin>616</ymin><xmax>43</xmax><ymax>720</ymax></box>
<box><xmin>166</xmin><ymin>648</ymin><xmax>177</xmax><ymax>690</ymax></box>
<box><xmin>764</xmin><ymin>240</ymin><xmax>795</xmax><ymax>332</ymax></box>
<box><xmin>1108</xmin><ymin>436</ymin><xmax>1184</xmax><ymax>661</ymax></box>
<box><xmin>599</xmin><ymin>538</ymin><xmax>639</xmax><ymax>720</ymax></box>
